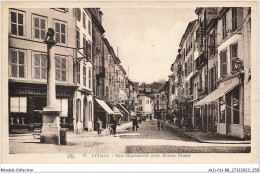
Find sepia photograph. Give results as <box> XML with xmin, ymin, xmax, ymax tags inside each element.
<box><xmin>1</xmin><ymin>1</ymin><xmax>258</xmax><ymax>170</ymax></box>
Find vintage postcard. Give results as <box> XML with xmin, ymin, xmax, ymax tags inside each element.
<box><xmin>1</xmin><ymin>1</ymin><xmax>258</xmax><ymax>166</ymax></box>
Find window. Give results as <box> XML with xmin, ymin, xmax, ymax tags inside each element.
<box><xmin>76</xmin><ymin>29</ymin><xmax>80</xmax><ymax>49</ymax></box>
<box><xmin>138</xmin><ymin>100</ymin><xmax>142</xmax><ymax>104</ymax></box>
<box><xmin>32</xmin><ymin>15</ymin><xmax>47</xmax><ymax>40</ymax></box>
<box><xmin>54</xmin><ymin>21</ymin><xmax>66</xmax><ymax>44</ymax></box>
<box><xmin>88</xmin><ymin>20</ymin><xmax>91</xmax><ymax>35</ymax></box>
<box><xmin>220</xmin><ymin>50</ymin><xmax>227</xmax><ymax>77</ymax></box>
<box><xmin>10</xmin><ymin>49</ymin><xmax>25</xmax><ymax>78</ymax></box>
<box><xmin>87</xmin><ymin>41</ymin><xmax>91</xmax><ymax>61</ymax></box>
<box><xmin>139</xmin><ymin>107</ymin><xmax>143</xmax><ymax>111</ymax></box>
<box><xmin>222</xmin><ymin>14</ymin><xmax>227</xmax><ymax>39</ymax></box>
<box><xmin>230</xmin><ymin>43</ymin><xmax>238</xmax><ymax>73</ymax></box>
<box><xmin>83</xmin><ymin>65</ymin><xmax>87</xmax><ymax>86</ymax></box>
<box><xmin>10</xmin><ymin>10</ymin><xmax>25</xmax><ymax>36</ymax></box>
<box><xmin>208</xmin><ymin>29</ymin><xmax>215</xmax><ymax>56</ymax></box>
<box><xmin>56</xmin><ymin>98</ymin><xmax>68</xmax><ymax>117</ymax></box>
<box><xmin>55</xmin><ymin>56</ymin><xmax>67</xmax><ymax>82</ymax></box>
<box><xmin>204</xmin><ymin>68</ymin><xmax>208</xmax><ymax>91</ymax></box>
<box><xmin>77</xmin><ymin>63</ymin><xmax>80</xmax><ymax>84</ymax></box>
<box><xmin>146</xmin><ymin>100</ymin><xmax>149</xmax><ymax>104</ymax></box>
<box><xmin>33</xmin><ymin>53</ymin><xmax>47</xmax><ymax>79</ymax></box>
<box><xmin>232</xmin><ymin>8</ymin><xmax>237</xmax><ymax>31</ymax></box>
<box><xmin>10</xmin><ymin>97</ymin><xmax>27</xmax><ymax>113</ymax></box>
<box><xmin>89</xmin><ymin>68</ymin><xmax>91</xmax><ymax>88</ymax></box>
<box><xmin>184</xmin><ymin>62</ymin><xmax>187</xmax><ymax>76</ymax></box>
<box><xmin>83</xmin><ymin>35</ymin><xmax>86</xmax><ymax>56</ymax></box>
<box><xmin>76</xmin><ymin>8</ymin><xmax>81</xmax><ymax>21</ymax></box>
<box><xmin>83</xmin><ymin>13</ymin><xmax>86</xmax><ymax>28</ymax></box>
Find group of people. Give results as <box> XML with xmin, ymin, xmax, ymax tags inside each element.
<box><xmin>170</xmin><ymin>115</ymin><xmax>193</xmax><ymax>131</ymax></box>
<box><xmin>96</xmin><ymin>117</ymin><xmax>118</xmax><ymax>136</ymax></box>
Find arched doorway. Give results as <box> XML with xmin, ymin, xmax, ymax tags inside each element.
<box><xmin>83</xmin><ymin>97</ymin><xmax>88</xmax><ymax>130</ymax></box>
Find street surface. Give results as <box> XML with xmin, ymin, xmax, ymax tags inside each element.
<box><xmin>9</xmin><ymin>120</ymin><xmax>250</xmax><ymax>154</ymax></box>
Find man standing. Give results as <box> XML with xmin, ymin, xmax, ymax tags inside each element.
<box><xmin>96</xmin><ymin>118</ymin><xmax>103</xmax><ymax>136</ymax></box>
<box><xmin>111</xmin><ymin>117</ymin><xmax>117</xmax><ymax>136</ymax></box>
<box><xmin>132</xmin><ymin>117</ymin><xmax>138</xmax><ymax>131</ymax></box>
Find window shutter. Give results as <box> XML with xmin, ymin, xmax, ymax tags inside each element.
<box><xmin>220</xmin><ymin>52</ymin><xmax>223</xmax><ymax>77</ymax></box>
<box><xmin>87</xmin><ymin>41</ymin><xmax>91</xmax><ymax>60</ymax></box>
<box><xmin>76</xmin><ymin>8</ymin><xmax>81</xmax><ymax>21</ymax></box>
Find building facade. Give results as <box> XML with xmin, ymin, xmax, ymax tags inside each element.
<box><xmin>8</xmin><ymin>8</ymin><xmax>77</xmax><ymax>133</ymax></box>
<box><xmin>168</xmin><ymin>7</ymin><xmax>251</xmax><ymax>139</ymax></box>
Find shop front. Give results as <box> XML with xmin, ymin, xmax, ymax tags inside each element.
<box><xmin>9</xmin><ymin>82</ymin><xmax>76</xmax><ymax>134</ymax></box>
<box><xmin>94</xmin><ymin>98</ymin><xmax>114</xmax><ymax>130</ymax></box>
<box><xmin>196</xmin><ymin>76</ymin><xmax>244</xmax><ymax>138</ymax></box>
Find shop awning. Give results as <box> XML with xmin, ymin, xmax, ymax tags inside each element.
<box><xmin>195</xmin><ymin>83</ymin><xmax>239</xmax><ymax>106</ymax></box>
<box><xmin>95</xmin><ymin>98</ymin><xmax>114</xmax><ymax>114</ymax></box>
<box><xmin>113</xmin><ymin>106</ymin><xmax>123</xmax><ymax>116</ymax></box>
<box><xmin>118</xmin><ymin>103</ymin><xmax>130</xmax><ymax>114</ymax></box>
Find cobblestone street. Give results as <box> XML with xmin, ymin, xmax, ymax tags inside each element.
<box><xmin>9</xmin><ymin>121</ymin><xmax>250</xmax><ymax>154</ymax></box>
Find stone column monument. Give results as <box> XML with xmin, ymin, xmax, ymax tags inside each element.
<box><xmin>40</xmin><ymin>28</ymin><xmax>61</xmax><ymax>144</ymax></box>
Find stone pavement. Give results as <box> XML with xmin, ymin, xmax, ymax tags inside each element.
<box><xmin>165</xmin><ymin>122</ymin><xmax>251</xmax><ymax>144</ymax></box>
<box><xmin>9</xmin><ymin>121</ymin><xmax>251</xmax><ymax>154</ymax></box>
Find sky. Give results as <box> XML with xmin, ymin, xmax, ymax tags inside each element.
<box><xmin>102</xmin><ymin>8</ymin><xmax>197</xmax><ymax>83</ymax></box>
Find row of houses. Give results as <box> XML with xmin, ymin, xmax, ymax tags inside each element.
<box><xmin>8</xmin><ymin>8</ymin><xmax>137</xmax><ymax>133</ymax></box>
<box><xmin>166</xmin><ymin>7</ymin><xmax>251</xmax><ymax>139</ymax></box>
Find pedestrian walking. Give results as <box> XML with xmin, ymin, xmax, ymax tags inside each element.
<box><xmin>96</xmin><ymin>118</ymin><xmax>103</xmax><ymax>136</ymax></box>
<box><xmin>111</xmin><ymin>116</ymin><xmax>117</xmax><ymax>136</ymax></box>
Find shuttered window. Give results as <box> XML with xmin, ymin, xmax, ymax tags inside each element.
<box><xmin>83</xmin><ymin>65</ymin><xmax>87</xmax><ymax>86</ymax></box>
<box><xmin>232</xmin><ymin>8</ymin><xmax>237</xmax><ymax>31</ymax></box>
<box><xmin>55</xmin><ymin>56</ymin><xmax>67</xmax><ymax>82</ymax></box>
<box><xmin>185</xmin><ymin>62</ymin><xmax>187</xmax><ymax>76</ymax></box>
<box><xmin>34</xmin><ymin>53</ymin><xmax>47</xmax><ymax>79</ymax></box>
<box><xmin>222</xmin><ymin>14</ymin><xmax>227</xmax><ymax>39</ymax></box>
<box><xmin>76</xmin><ymin>8</ymin><xmax>81</xmax><ymax>21</ymax></box>
<box><xmin>89</xmin><ymin>68</ymin><xmax>91</xmax><ymax>88</ymax></box>
<box><xmin>88</xmin><ymin>20</ymin><xmax>91</xmax><ymax>35</ymax></box>
<box><xmin>83</xmin><ymin>13</ymin><xmax>86</xmax><ymax>28</ymax></box>
<box><xmin>76</xmin><ymin>29</ymin><xmax>80</xmax><ymax>49</ymax></box>
<box><xmin>10</xmin><ymin>97</ymin><xmax>27</xmax><ymax>113</ymax></box>
<box><xmin>87</xmin><ymin>41</ymin><xmax>91</xmax><ymax>61</ymax></box>
<box><xmin>83</xmin><ymin>36</ymin><xmax>86</xmax><ymax>56</ymax></box>
<box><xmin>77</xmin><ymin>63</ymin><xmax>80</xmax><ymax>84</ymax></box>
<box><xmin>10</xmin><ymin>49</ymin><xmax>25</xmax><ymax>78</ymax></box>
<box><xmin>220</xmin><ymin>50</ymin><xmax>227</xmax><ymax>77</ymax></box>
<box><xmin>32</xmin><ymin>15</ymin><xmax>46</xmax><ymax>40</ymax></box>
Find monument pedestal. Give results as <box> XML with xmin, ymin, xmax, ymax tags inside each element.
<box><xmin>40</xmin><ymin>106</ymin><xmax>61</xmax><ymax>145</ymax></box>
